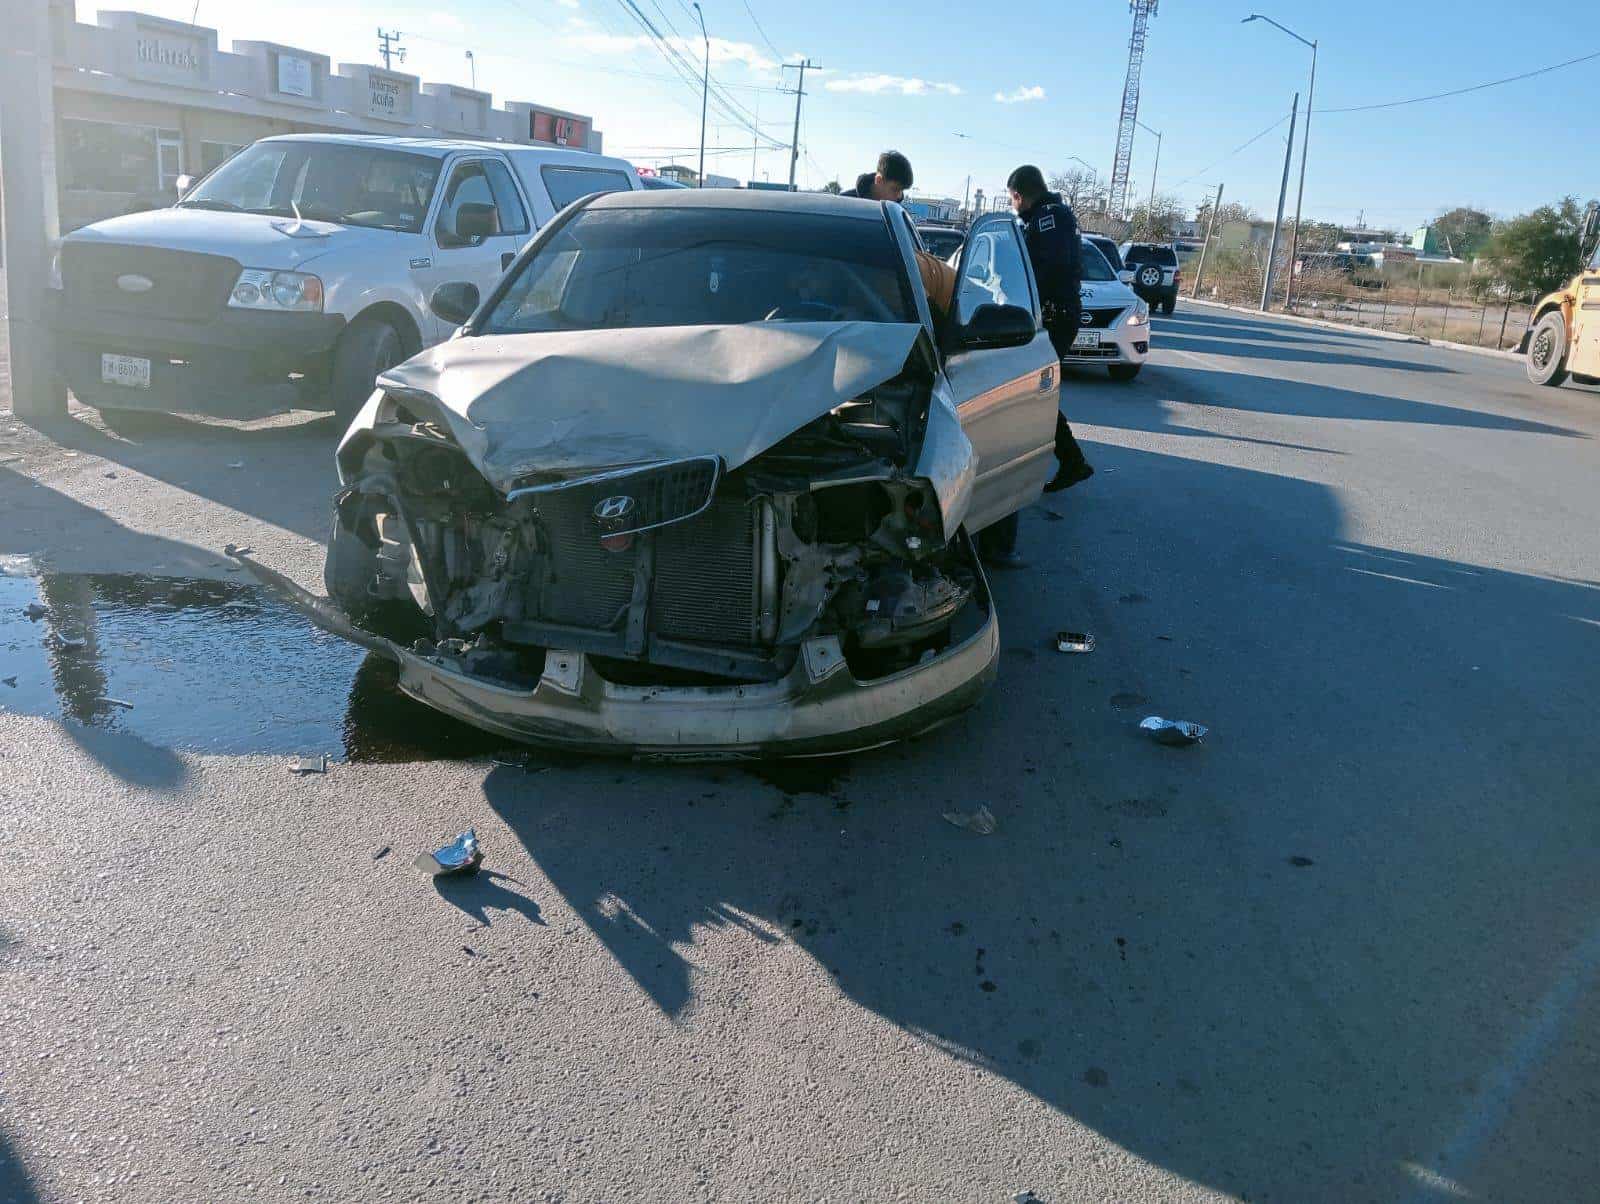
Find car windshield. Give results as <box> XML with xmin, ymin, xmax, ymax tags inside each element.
<box><xmin>1124</xmin><ymin>244</ymin><xmax>1178</xmax><ymax>266</ymax></box>
<box><xmin>483</xmin><ymin>207</ymin><xmax>918</xmax><ymax>333</ymax></box>
<box><xmin>920</xmin><ymin>229</ymin><xmax>965</xmax><ymax>259</ymax></box>
<box><xmin>1090</xmin><ymin>239</ymin><xmax>1123</xmax><ymax>271</ymax></box>
<box><xmin>179</xmin><ymin>141</ymin><xmax>442</xmax><ymax>233</ymax></box>
<box><xmin>1079</xmin><ymin>241</ymin><xmax>1116</xmax><ymax>282</ymax></box>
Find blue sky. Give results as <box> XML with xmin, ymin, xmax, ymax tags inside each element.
<box><xmin>132</xmin><ymin>0</ymin><xmax>1598</xmax><ymax>230</ymax></box>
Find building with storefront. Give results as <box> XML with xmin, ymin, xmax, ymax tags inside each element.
<box><xmin>45</xmin><ymin>3</ymin><xmax>606</xmax><ymax>230</ymax></box>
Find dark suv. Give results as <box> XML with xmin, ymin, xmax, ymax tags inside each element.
<box><xmin>1119</xmin><ymin>242</ymin><xmax>1180</xmax><ymax>314</ymax></box>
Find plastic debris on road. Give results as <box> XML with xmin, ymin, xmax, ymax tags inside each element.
<box><xmin>414</xmin><ymin>829</ymin><xmax>483</xmax><ymax>876</ymax></box>
<box><xmin>290</xmin><ymin>753</ymin><xmax>328</xmax><ymax>774</ymax></box>
<box><xmin>227</xmin><ymin>461</ymin><xmax>245</xmax><ymax>470</ymax></box>
<box><xmin>47</xmin><ymin>633</ymin><xmax>87</xmax><ymax>652</ymax></box>
<box><xmin>23</xmin><ymin>603</ymin><xmax>48</xmax><ymax>621</ymax></box>
<box><xmin>223</xmin><ymin>543</ymin><xmax>254</xmax><ymax>558</ymax></box>
<box><xmin>1140</xmin><ymin>716</ymin><xmax>1208</xmax><ymax>746</ymax></box>
<box><xmin>98</xmin><ymin>696</ymin><xmax>134</xmax><ymax>710</ymax></box>
<box><xmin>1055</xmin><ymin>631</ymin><xmax>1095</xmax><ymax>654</ymax></box>
<box><xmin>942</xmin><ymin>805</ymin><xmax>998</xmax><ymax>834</ymax></box>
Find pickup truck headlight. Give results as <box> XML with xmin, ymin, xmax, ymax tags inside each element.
<box><xmin>1124</xmin><ymin>300</ymin><xmax>1150</xmax><ymax>328</ymax></box>
<box><xmin>228</xmin><ymin>269</ymin><xmax>324</xmax><ymax>313</ymax></box>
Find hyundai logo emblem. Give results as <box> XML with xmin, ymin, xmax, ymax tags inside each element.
<box><xmin>116</xmin><ymin>274</ymin><xmax>155</xmax><ymax>294</ymax></box>
<box><xmin>593</xmin><ymin>495</ymin><xmax>636</xmax><ymax>523</ymax></box>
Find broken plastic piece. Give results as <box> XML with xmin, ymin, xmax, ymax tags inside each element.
<box><xmin>1140</xmin><ymin>716</ymin><xmax>1208</xmax><ymax>746</ymax></box>
<box><xmin>414</xmin><ymin>829</ymin><xmax>482</xmax><ymax>876</ymax></box>
<box><xmin>227</xmin><ymin>461</ymin><xmax>245</xmax><ymax>470</ymax></box>
<box><xmin>47</xmin><ymin>633</ymin><xmax>87</xmax><ymax>652</ymax></box>
<box><xmin>23</xmin><ymin>602</ymin><xmax>48</xmax><ymax>621</ymax></box>
<box><xmin>223</xmin><ymin>543</ymin><xmax>254</xmax><ymax>558</ymax></box>
<box><xmin>1055</xmin><ymin>631</ymin><xmax>1095</xmax><ymax>654</ymax></box>
<box><xmin>290</xmin><ymin>753</ymin><xmax>327</xmax><ymax>774</ymax></box>
<box><xmin>98</xmin><ymin>697</ymin><xmax>134</xmax><ymax>710</ymax></box>
<box><xmin>942</xmin><ymin>805</ymin><xmax>998</xmax><ymax>834</ymax></box>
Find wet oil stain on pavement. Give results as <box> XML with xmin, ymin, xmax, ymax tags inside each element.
<box><xmin>0</xmin><ymin>561</ymin><xmax>513</xmax><ymax>762</ymax></box>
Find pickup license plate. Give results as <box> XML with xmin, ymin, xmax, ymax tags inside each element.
<box><xmin>101</xmin><ymin>353</ymin><xmax>151</xmax><ymax>389</ymax></box>
<box><xmin>1071</xmin><ymin>331</ymin><xmax>1101</xmax><ymax>349</ymax></box>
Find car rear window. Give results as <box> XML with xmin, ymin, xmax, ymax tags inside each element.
<box><xmin>1124</xmin><ymin>245</ymin><xmax>1178</xmax><ymax>266</ymax></box>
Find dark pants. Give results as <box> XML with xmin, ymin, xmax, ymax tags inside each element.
<box><xmin>1046</xmin><ymin>305</ymin><xmax>1092</xmax><ymax>479</ymax></box>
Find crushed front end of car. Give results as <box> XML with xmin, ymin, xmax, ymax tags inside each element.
<box><xmin>248</xmin><ymin>322</ymin><xmax>997</xmax><ymax>759</ymax></box>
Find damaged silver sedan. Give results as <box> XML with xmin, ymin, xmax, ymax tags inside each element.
<box><xmin>252</xmin><ymin>191</ymin><xmax>1061</xmax><ymax>757</ymax></box>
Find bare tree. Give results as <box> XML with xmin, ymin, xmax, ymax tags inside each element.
<box><xmin>1126</xmin><ymin>190</ymin><xmax>1188</xmax><ymax>241</ymax></box>
<box><xmin>1049</xmin><ymin>166</ymin><xmax>1107</xmax><ymax>214</ymax></box>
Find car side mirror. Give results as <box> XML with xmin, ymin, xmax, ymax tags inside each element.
<box><xmin>1117</xmin><ymin>269</ymin><xmax>1134</xmax><ymax>283</ymax></box>
<box><xmin>953</xmin><ymin>302</ymin><xmax>1036</xmax><ymax>350</ymax></box>
<box><xmin>429</xmin><ymin>281</ymin><xmax>481</xmax><ymax>327</ymax></box>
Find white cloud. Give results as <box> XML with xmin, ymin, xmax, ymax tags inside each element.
<box><xmin>567</xmin><ymin>29</ymin><xmax>778</xmax><ymax>71</ymax></box>
<box><xmin>993</xmin><ymin>85</ymin><xmax>1045</xmax><ymax>104</ymax></box>
<box><xmin>554</xmin><ymin>0</ymin><xmax>580</xmax><ymax>8</ymax></box>
<box><xmin>825</xmin><ymin>74</ymin><xmax>961</xmax><ymax>97</ymax></box>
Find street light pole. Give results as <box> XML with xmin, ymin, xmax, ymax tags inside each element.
<box><xmin>1260</xmin><ymin>91</ymin><xmax>1298</xmax><ymax>312</ymax></box>
<box><xmin>1134</xmin><ymin>120</ymin><xmax>1162</xmax><ymax>212</ymax></box>
<box><xmin>1244</xmin><ymin>13</ymin><xmax>1317</xmax><ymax>308</ymax></box>
<box><xmin>692</xmin><ymin>2</ymin><xmax>709</xmax><ymax>188</ymax></box>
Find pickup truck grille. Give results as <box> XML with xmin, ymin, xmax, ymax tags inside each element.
<box><xmin>61</xmin><ymin>243</ymin><xmax>241</xmax><ymax>322</ymax></box>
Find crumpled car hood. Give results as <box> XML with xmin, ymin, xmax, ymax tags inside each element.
<box><xmin>370</xmin><ymin>321</ymin><xmax>927</xmax><ymax>493</ymax></box>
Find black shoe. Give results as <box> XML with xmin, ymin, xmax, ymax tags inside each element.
<box><xmin>982</xmin><ymin>550</ymin><xmax>1029</xmax><ymax>570</ymax></box>
<box><xmin>1043</xmin><ymin>461</ymin><xmax>1094</xmax><ymax>493</ymax></box>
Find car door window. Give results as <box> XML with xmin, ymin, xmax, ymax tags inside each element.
<box><xmin>436</xmin><ymin>160</ymin><xmax>514</xmax><ymax>249</ymax></box>
<box><xmin>481</xmin><ymin>159</ymin><xmax>530</xmax><ymax>235</ymax></box>
<box><xmin>955</xmin><ymin>223</ymin><xmax>1034</xmax><ymax>322</ymax></box>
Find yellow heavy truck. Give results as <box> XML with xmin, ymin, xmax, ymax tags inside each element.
<box><xmin>1522</xmin><ymin>200</ymin><xmax>1600</xmax><ymax>387</ymax></box>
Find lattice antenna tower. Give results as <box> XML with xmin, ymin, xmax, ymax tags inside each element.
<box><xmin>1107</xmin><ymin>0</ymin><xmax>1158</xmax><ymax>218</ymax></box>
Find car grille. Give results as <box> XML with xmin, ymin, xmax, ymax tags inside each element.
<box><xmin>61</xmin><ymin>243</ymin><xmax>241</xmax><ymax>322</ymax></box>
<box><xmin>652</xmin><ymin>496</ymin><xmax>760</xmax><ymax>646</ymax></box>
<box><xmin>528</xmin><ymin>489</ymin><xmax>761</xmax><ymax>647</ymax></box>
<box><xmin>510</xmin><ymin>457</ymin><xmax>719</xmax><ymax>536</ymax></box>
<box><xmin>1082</xmin><ymin>306</ymin><xmax>1126</xmax><ymax>329</ymax></box>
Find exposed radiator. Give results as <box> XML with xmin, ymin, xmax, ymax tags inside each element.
<box><xmin>652</xmin><ymin>497</ymin><xmax>761</xmax><ymax>646</ymax></box>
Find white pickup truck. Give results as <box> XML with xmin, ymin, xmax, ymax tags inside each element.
<box><xmin>52</xmin><ymin>133</ymin><xmax>643</xmax><ymax>420</ymax></box>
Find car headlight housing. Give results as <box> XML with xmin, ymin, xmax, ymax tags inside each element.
<box><xmin>1124</xmin><ymin>300</ymin><xmax>1150</xmax><ymax>328</ymax></box>
<box><xmin>228</xmin><ymin>269</ymin><xmax>324</xmax><ymax>313</ymax></box>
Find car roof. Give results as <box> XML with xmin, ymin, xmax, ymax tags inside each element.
<box><xmin>587</xmin><ymin>188</ymin><xmax>888</xmax><ymax>221</ymax></box>
<box><xmin>255</xmin><ymin>133</ymin><xmax>628</xmax><ymax>171</ymax></box>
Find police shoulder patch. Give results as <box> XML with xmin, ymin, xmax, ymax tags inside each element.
<box><xmin>1038</xmin><ymin>214</ymin><xmax>1056</xmax><ymax>232</ymax></box>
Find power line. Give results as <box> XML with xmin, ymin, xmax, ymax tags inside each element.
<box><xmin>1170</xmin><ymin>110</ymin><xmax>1291</xmax><ymax>190</ymax></box>
<box><xmin>1318</xmin><ymin>48</ymin><xmax>1600</xmax><ymax>114</ymax></box>
<box><xmin>738</xmin><ymin>0</ymin><xmax>785</xmax><ymax>63</ymax></box>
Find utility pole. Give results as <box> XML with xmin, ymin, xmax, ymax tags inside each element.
<box><xmin>377</xmin><ymin>29</ymin><xmax>406</xmax><ymax>71</ymax></box>
<box><xmin>1191</xmin><ymin>182</ymin><xmax>1223</xmax><ymax>298</ymax></box>
<box><xmin>782</xmin><ymin>60</ymin><xmax>818</xmax><ymax>191</ymax></box>
<box><xmin>691</xmin><ymin>3</ymin><xmax>709</xmax><ymax>188</ymax></box>
<box><xmin>1243</xmin><ymin>14</ymin><xmax>1317</xmax><ymax>308</ymax></box>
<box><xmin>1</xmin><ymin>0</ymin><xmax>66</xmax><ymax>419</ymax></box>
<box><xmin>1260</xmin><ymin>92</ymin><xmax>1298</xmax><ymax>312</ymax></box>
<box><xmin>465</xmin><ymin>50</ymin><xmax>476</xmax><ymax>89</ymax></box>
<box><xmin>1135</xmin><ymin>119</ymin><xmax>1162</xmax><ymax>212</ymax></box>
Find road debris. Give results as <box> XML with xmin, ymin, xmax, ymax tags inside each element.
<box><xmin>1139</xmin><ymin>716</ymin><xmax>1208</xmax><ymax>746</ymax></box>
<box><xmin>46</xmin><ymin>633</ymin><xmax>87</xmax><ymax>652</ymax></box>
<box><xmin>373</xmin><ymin>845</ymin><xmax>392</xmax><ymax>861</ymax></box>
<box><xmin>223</xmin><ymin>543</ymin><xmax>254</xmax><ymax>558</ymax></box>
<box><xmin>289</xmin><ymin>753</ymin><xmax>327</xmax><ymax>774</ymax></box>
<box><xmin>1014</xmin><ymin>1192</ymin><xmax>1046</xmax><ymax>1204</ymax></box>
<box><xmin>97</xmin><ymin>697</ymin><xmax>134</xmax><ymax>710</ymax></box>
<box><xmin>23</xmin><ymin>603</ymin><xmax>48</xmax><ymax>621</ymax></box>
<box><xmin>1</xmin><ymin>676</ymin><xmax>16</xmax><ymax>688</ymax></box>
<box><xmin>227</xmin><ymin>461</ymin><xmax>245</xmax><ymax>470</ymax></box>
<box><xmin>942</xmin><ymin>805</ymin><xmax>998</xmax><ymax>834</ymax></box>
<box><xmin>1055</xmin><ymin>631</ymin><xmax>1095</xmax><ymax>654</ymax></box>
<box><xmin>414</xmin><ymin>829</ymin><xmax>483</xmax><ymax>876</ymax></box>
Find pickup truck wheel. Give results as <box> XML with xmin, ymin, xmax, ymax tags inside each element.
<box><xmin>1108</xmin><ymin>364</ymin><xmax>1142</xmax><ymax>382</ymax></box>
<box><xmin>1160</xmin><ymin>295</ymin><xmax>1177</xmax><ymax>315</ymax></box>
<box><xmin>332</xmin><ymin>317</ymin><xmax>404</xmax><ymax>420</ymax></box>
<box><xmin>1525</xmin><ymin>311</ymin><xmax>1569</xmax><ymax>387</ymax></box>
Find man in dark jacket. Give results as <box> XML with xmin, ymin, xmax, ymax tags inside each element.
<box><xmin>1008</xmin><ymin>163</ymin><xmax>1094</xmax><ymax>494</ymax></box>
<box><xmin>841</xmin><ymin>150</ymin><xmax>913</xmax><ymax>202</ymax></box>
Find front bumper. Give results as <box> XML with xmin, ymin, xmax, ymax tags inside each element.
<box><xmin>1060</xmin><ymin>322</ymin><xmax>1151</xmax><ymax>365</ymax></box>
<box><xmin>55</xmin><ymin>301</ymin><xmax>346</xmax><ymax>416</ymax></box>
<box><xmin>237</xmin><ymin>552</ymin><xmax>1000</xmax><ymax>760</ymax></box>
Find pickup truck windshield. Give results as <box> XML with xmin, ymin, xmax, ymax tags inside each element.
<box><xmin>179</xmin><ymin>142</ymin><xmax>442</xmax><ymax>234</ymax></box>
<box><xmin>483</xmin><ymin>207</ymin><xmax>918</xmax><ymax>333</ymax></box>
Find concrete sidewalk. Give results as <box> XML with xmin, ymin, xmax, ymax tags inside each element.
<box><xmin>1185</xmin><ymin>294</ymin><xmax>1522</xmax><ymax>363</ymax></box>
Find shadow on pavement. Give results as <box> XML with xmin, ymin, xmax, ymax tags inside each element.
<box><xmin>481</xmin><ymin>434</ymin><xmax>1600</xmax><ymax>1202</ymax></box>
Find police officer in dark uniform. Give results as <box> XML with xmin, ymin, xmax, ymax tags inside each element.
<box><xmin>975</xmin><ymin>165</ymin><xmax>1095</xmax><ymax>569</ymax></box>
<box><xmin>1008</xmin><ymin>163</ymin><xmax>1094</xmax><ymax>494</ymax></box>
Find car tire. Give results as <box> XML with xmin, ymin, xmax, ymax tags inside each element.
<box><xmin>1108</xmin><ymin>364</ymin><xmax>1142</xmax><ymax>382</ymax></box>
<box><xmin>1160</xmin><ymin>294</ymin><xmax>1177</xmax><ymax>315</ymax></box>
<box><xmin>332</xmin><ymin>316</ymin><xmax>405</xmax><ymax>421</ymax></box>
<box><xmin>1525</xmin><ymin>311</ymin><xmax>1569</xmax><ymax>387</ymax></box>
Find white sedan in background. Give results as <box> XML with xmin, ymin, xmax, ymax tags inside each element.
<box><xmin>1063</xmin><ymin>237</ymin><xmax>1150</xmax><ymax>381</ymax></box>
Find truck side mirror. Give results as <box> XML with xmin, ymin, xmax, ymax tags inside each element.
<box><xmin>174</xmin><ymin>174</ymin><xmax>195</xmax><ymax>199</ymax></box>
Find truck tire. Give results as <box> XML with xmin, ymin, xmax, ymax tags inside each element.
<box><xmin>1108</xmin><ymin>363</ymin><xmax>1142</xmax><ymax>382</ymax></box>
<box><xmin>332</xmin><ymin>316</ymin><xmax>404</xmax><ymax>421</ymax></box>
<box><xmin>1160</xmin><ymin>293</ymin><xmax>1177</xmax><ymax>315</ymax></box>
<box><xmin>1525</xmin><ymin>311</ymin><xmax>1569</xmax><ymax>387</ymax></box>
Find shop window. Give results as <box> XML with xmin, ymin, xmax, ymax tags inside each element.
<box><xmin>61</xmin><ymin>118</ymin><xmax>158</xmax><ymax>194</ymax></box>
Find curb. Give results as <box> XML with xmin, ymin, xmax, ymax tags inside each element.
<box><xmin>1181</xmin><ymin>296</ymin><xmax>1522</xmax><ymax>362</ymax></box>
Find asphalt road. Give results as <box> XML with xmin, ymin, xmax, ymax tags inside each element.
<box><xmin>2</xmin><ymin>304</ymin><xmax>1597</xmax><ymax>1203</ymax></box>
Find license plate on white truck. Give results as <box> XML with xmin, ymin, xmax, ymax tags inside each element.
<box><xmin>100</xmin><ymin>354</ymin><xmax>152</xmax><ymax>389</ymax></box>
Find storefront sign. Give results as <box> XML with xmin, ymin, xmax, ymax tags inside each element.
<box><xmin>277</xmin><ymin>54</ymin><xmax>313</xmax><ymax>97</ymax></box>
<box><xmin>366</xmin><ymin>71</ymin><xmax>405</xmax><ymax>119</ymax></box>
<box><xmin>133</xmin><ymin>33</ymin><xmax>205</xmax><ymax>84</ymax></box>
